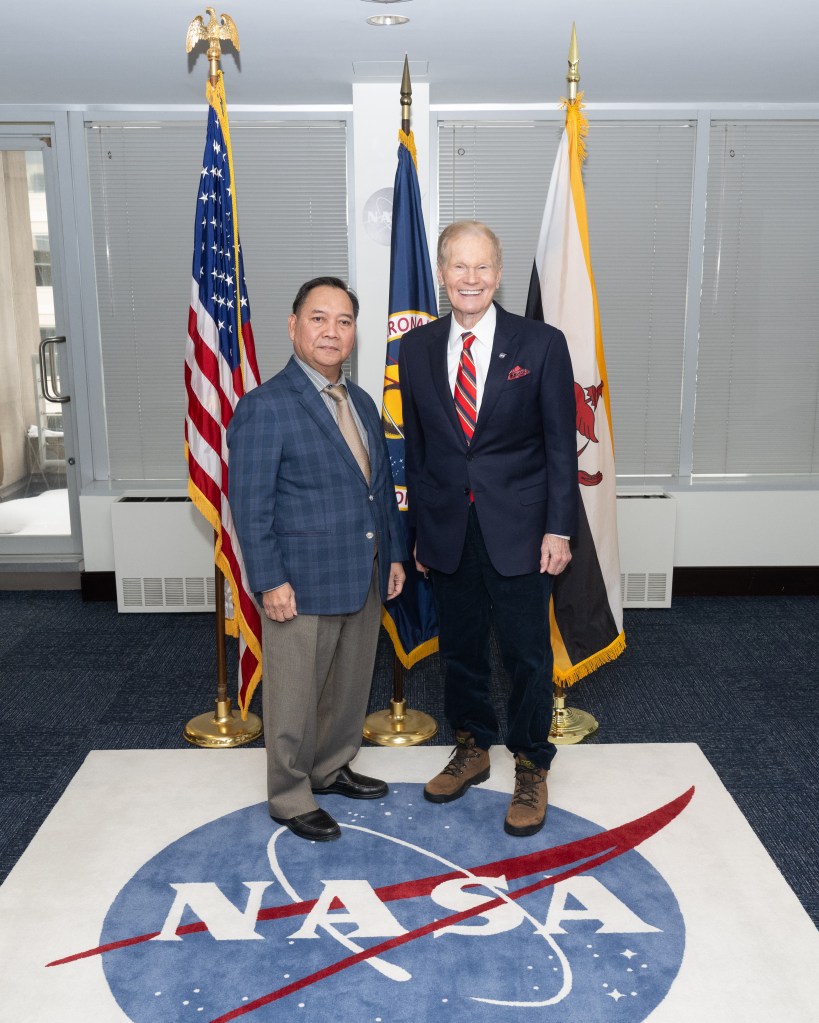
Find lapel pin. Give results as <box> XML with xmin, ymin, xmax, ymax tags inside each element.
<box><xmin>498</xmin><ymin>352</ymin><xmax>507</xmax><ymax>359</ymax></box>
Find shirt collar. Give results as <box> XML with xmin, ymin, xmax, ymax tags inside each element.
<box><xmin>294</xmin><ymin>354</ymin><xmax>347</xmax><ymax>393</ymax></box>
<box><xmin>448</xmin><ymin>303</ymin><xmax>497</xmax><ymax>351</ymax></box>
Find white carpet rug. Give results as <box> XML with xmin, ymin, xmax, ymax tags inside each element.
<box><xmin>1</xmin><ymin>744</ymin><xmax>817</xmax><ymax>1022</ymax></box>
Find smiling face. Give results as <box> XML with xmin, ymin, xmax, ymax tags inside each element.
<box><xmin>438</xmin><ymin>230</ymin><xmax>502</xmax><ymax>331</ymax></box>
<box><xmin>288</xmin><ymin>284</ymin><xmax>356</xmax><ymax>382</ymax></box>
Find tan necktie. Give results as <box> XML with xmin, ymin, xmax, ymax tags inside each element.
<box><xmin>325</xmin><ymin>384</ymin><xmax>371</xmax><ymax>484</ymax></box>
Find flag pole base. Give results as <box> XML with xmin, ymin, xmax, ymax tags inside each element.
<box><xmin>184</xmin><ymin>698</ymin><xmax>263</xmax><ymax>748</ymax></box>
<box><xmin>549</xmin><ymin>689</ymin><xmax>599</xmax><ymax>745</ymax></box>
<box><xmin>363</xmin><ymin>699</ymin><xmax>438</xmax><ymax>747</ymax></box>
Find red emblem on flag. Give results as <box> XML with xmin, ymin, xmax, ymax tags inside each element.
<box><xmin>575</xmin><ymin>380</ymin><xmax>604</xmax><ymax>486</ymax></box>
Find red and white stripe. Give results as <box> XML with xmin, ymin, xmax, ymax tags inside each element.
<box><xmin>185</xmin><ymin>279</ymin><xmax>262</xmax><ymax>716</ymax></box>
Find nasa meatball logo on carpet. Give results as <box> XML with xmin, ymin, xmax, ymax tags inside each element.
<box><xmin>86</xmin><ymin>783</ymin><xmax>688</xmax><ymax>1022</ymax></box>
<box><xmin>4</xmin><ymin>746</ymin><xmax>819</xmax><ymax>1023</ymax></box>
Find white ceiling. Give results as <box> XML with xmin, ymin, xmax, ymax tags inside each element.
<box><xmin>3</xmin><ymin>0</ymin><xmax>818</xmax><ymax>108</ymax></box>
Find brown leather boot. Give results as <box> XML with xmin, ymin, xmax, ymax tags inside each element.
<box><xmin>504</xmin><ymin>755</ymin><xmax>548</xmax><ymax>836</ymax></box>
<box><xmin>423</xmin><ymin>730</ymin><xmax>490</xmax><ymax>803</ymax></box>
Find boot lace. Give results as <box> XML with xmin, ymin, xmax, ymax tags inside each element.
<box><xmin>441</xmin><ymin>741</ymin><xmax>480</xmax><ymax>778</ymax></box>
<box><xmin>510</xmin><ymin>766</ymin><xmax>545</xmax><ymax>808</ymax></box>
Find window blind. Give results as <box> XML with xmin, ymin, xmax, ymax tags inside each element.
<box><xmin>87</xmin><ymin>120</ymin><xmax>349</xmax><ymax>480</ymax></box>
<box><xmin>693</xmin><ymin>120</ymin><xmax>819</xmax><ymax>477</ymax></box>
<box><xmin>438</xmin><ymin>119</ymin><xmax>696</xmax><ymax>478</ymax></box>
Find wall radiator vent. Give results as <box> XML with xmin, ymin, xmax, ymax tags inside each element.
<box><xmin>112</xmin><ymin>498</ymin><xmax>216</xmax><ymax>614</ymax></box>
<box><xmin>617</xmin><ymin>494</ymin><xmax>677</xmax><ymax>608</ymax></box>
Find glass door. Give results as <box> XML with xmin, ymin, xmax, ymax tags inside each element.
<box><xmin>0</xmin><ymin>136</ymin><xmax>81</xmax><ymax>559</ymax></box>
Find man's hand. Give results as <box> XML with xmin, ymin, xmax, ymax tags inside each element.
<box><xmin>540</xmin><ymin>534</ymin><xmax>571</xmax><ymax>576</ymax></box>
<box><xmin>262</xmin><ymin>582</ymin><xmax>297</xmax><ymax>622</ymax></box>
<box><xmin>413</xmin><ymin>543</ymin><xmax>429</xmax><ymax>578</ymax></box>
<box><xmin>387</xmin><ymin>562</ymin><xmax>406</xmax><ymax>599</ymax></box>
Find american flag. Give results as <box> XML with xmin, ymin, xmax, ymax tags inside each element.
<box><xmin>185</xmin><ymin>73</ymin><xmax>262</xmax><ymax>718</ymax></box>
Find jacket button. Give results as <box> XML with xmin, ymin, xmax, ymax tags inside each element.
<box><xmin>466</xmin><ymin>453</ymin><xmax>473</xmax><ymax>461</ymax></box>
<box><xmin>368</xmin><ymin>494</ymin><xmax>374</xmax><ymax>501</ymax></box>
<box><xmin>366</xmin><ymin>531</ymin><xmax>374</xmax><ymax>539</ymax></box>
<box><xmin>463</xmin><ymin>487</ymin><xmax>470</xmax><ymax>496</ymax></box>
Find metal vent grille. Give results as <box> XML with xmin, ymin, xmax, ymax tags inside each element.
<box><xmin>185</xmin><ymin>577</ymin><xmax>206</xmax><ymax>606</ymax></box>
<box><xmin>122</xmin><ymin>578</ymin><xmax>143</xmax><ymax>608</ymax></box>
<box><xmin>621</xmin><ymin>571</ymin><xmax>671</xmax><ymax>607</ymax></box>
<box><xmin>647</xmin><ymin>573</ymin><xmax>669</xmax><ymax>603</ymax></box>
<box><xmin>164</xmin><ymin>577</ymin><xmax>184</xmax><ymax>607</ymax></box>
<box><xmin>626</xmin><ymin>573</ymin><xmax>647</xmax><ymax>603</ymax></box>
<box><xmin>118</xmin><ymin>576</ymin><xmax>215</xmax><ymax>610</ymax></box>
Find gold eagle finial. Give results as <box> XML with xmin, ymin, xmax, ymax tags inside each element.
<box><xmin>186</xmin><ymin>8</ymin><xmax>240</xmax><ymax>54</ymax></box>
<box><xmin>186</xmin><ymin>8</ymin><xmax>240</xmax><ymax>83</ymax></box>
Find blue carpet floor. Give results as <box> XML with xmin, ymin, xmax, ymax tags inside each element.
<box><xmin>1</xmin><ymin>592</ymin><xmax>817</xmax><ymax>928</ymax></box>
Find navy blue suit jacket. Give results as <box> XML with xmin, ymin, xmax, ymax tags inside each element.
<box><xmin>399</xmin><ymin>304</ymin><xmax>578</xmax><ymax>576</ymax></box>
<box><xmin>227</xmin><ymin>357</ymin><xmax>406</xmax><ymax>615</ymax></box>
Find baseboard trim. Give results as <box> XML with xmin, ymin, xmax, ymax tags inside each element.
<box><xmin>81</xmin><ymin>571</ymin><xmax>117</xmax><ymax>602</ymax></box>
<box><xmin>77</xmin><ymin>567</ymin><xmax>819</xmax><ymax>603</ymax></box>
<box><xmin>673</xmin><ymin>567</ymin><xmax>819</xmax><ymax>596</ymax></box>
<box><xmin>0</xmin><ymin>571</ymin><xmax>81</xmax><ymax>591</ymax></box>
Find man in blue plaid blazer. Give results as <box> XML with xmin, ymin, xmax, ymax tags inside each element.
<box><xmin>228</xmin><ymin>277</ymin><xmax>406</xmax><ymax>842</ymax></box>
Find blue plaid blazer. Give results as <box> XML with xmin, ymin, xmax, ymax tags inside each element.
<box><xmin>227</xmin><ymin>356</ymin><xmax>406</xmax><ymax>615</ymax></box>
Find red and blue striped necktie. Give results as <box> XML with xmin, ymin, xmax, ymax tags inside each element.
<box><xmin>454</xmin><ymin>331</ymin><xmax>478</xmax><ymax>442</ymax></box>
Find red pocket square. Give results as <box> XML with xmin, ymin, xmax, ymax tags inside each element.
<box><xmin>507</xmin><ymin>366</ymin><xmax>530</xmax><ymax>380</ymax></box>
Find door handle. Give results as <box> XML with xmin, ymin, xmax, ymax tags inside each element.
<box><xmin>38</xmin><ymin>336</ymin><xmax>70</xmax><ymax>404</ymax></box>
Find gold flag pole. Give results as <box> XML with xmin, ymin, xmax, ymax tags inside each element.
<box><xmin>549</xmin><ymin>23</ymin><xmax>600</xmax><ymax>746</ymax></box>
<box><xmin>363</xmin><ymin>57</ymin><xmax>437</xmax><ymax>747</ymax></box>
<box><xmin>184</xmin><ymin>8</ymin><xmax>262</xmax><ymax>748</ymax></box>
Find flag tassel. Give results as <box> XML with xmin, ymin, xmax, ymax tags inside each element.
<box><xmin>554</xmin><ymin>630</ymin><xmax>627</xmax><ymax>687</ymax></box>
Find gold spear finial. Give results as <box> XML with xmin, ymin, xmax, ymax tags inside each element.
<box><xmin>567</xmin><ymin>22</ymin><xmax>580</xmax><ymax>102</ymax></box>
<box><xmin>401</xmin><ymin>55</ymin><xmax>412</xmax><ymax>135</ymax></box>
<box><xmin>186</xmin><ymin>8</ymin><xmax>240</xmax><ymax>86</ymax></box>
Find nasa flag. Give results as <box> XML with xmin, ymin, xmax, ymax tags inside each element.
<box><xmin>380</xmin><ymin>129</ymin><xmax>439</xmax><ymax>668</ymax></box>
<box><xmin>525</xmin><ymin>96</ymin><xmax>625</xmax><ymax>684</ymax></box>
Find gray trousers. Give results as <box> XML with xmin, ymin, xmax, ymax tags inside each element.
<box><xmin>261</xmin><ymin>560</ymin><xmax>381</xmax><ymax>818</ymax></box>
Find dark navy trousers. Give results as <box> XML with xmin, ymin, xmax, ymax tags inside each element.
<box><xmin>430</xmin><ymin>504</ymin><xmax>557</xmax><ymax>770</ymax></box>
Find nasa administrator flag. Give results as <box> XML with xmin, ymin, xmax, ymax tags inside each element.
<box><xmin>185</xmin><ymin>71</ymin><xmax>263</xmax><ymax>717</ymax></box>
<box><xmin>381</xmin><ymin>129</ymin><xmax>439</xmax><ymax>668</ymax></box>
<box><xmin>525</xmin><ymin>95</ymin><xmax>625</xmax><ymax>684</ymax></box>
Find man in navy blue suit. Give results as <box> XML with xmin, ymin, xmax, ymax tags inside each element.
<box><xmin>399</xmin><ymin>222</ymin><xmax>578</xmax><ymax>836</ymax></box>
<box><xmin>228</xmin><ymin>278</ymin><xmax>406</xmax><ymax>842</ymax></box>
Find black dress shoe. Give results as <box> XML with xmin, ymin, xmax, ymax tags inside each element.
<box><xmin>271</xmin><ymin>808</ymin><xmax>341</xmax><ymax>841</ymax></box>
<box><xmin>312</xmin><ymin>765</ymin><xmax>388</xmax><ymax>800</ymax></box>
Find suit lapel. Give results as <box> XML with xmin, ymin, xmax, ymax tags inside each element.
<box><xmin>286</xmin><ymin>359</ymin><xmax>369</xmax><ymax>483</ymax></box>
<box><xmin>426</xmin><ymin>314</ymin><xmax>468</xmax><ymax>444</ymax></box>
<box><xmin>473</xmin><ymin>304</ymin><xmax>520</xmax><ymax>445</ymax></box>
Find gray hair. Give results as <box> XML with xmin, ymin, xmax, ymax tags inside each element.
<box><xmin>437</xmin><ymin>220</ymin><xmax>503</xmax><ymax>270</ymax></box>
